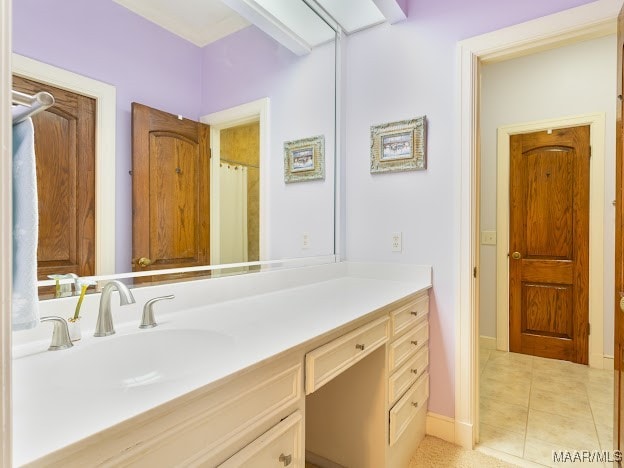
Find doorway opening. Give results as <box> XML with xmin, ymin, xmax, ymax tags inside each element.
<box><xmin>202</xmin><ymin>98</ymin><xmax>270</xmax><ymax>267</ymax></box>
<box><xmin>473</xmin><ymin>15</ymin><xmax>614</xmax><ymax>466</ymax></box>
<box><xmin>455</xmin><ymin>1</ymin><xmax>618</xmax><ymax>450</ymax></box>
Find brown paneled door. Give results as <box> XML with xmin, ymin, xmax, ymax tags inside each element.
<box><xmin>509</xmin><ymin>126</ymin><xmax>590</xmax><ymax>365</ymax></box>
<box><xmin>12</xmin><ymin>75</ymin><xmax>96</xmax><ymax>284</ymax></box>
<box><xmin>131</xmin><ymin>103</ymin><xmax>210</xmax><ymax>272</ymax></box>
<box><xmin>616</xmin><ymin>0</ymin><xmax>624</xmax><ymax>456</ymax></box>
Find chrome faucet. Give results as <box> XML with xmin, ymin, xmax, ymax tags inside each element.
<box><xmin>40</xmin><ymin>316</ymin><xmax>73</xmax><ymax>350</ymax></box>
<box><xmin>140</xmin><ymin>294</ymin><xmax>175</xmax><ymax>329</ymax></box>
<box><xmin>94</xmin><ymin>280</ymin><xmax>136</xmax><ymax>337</ymax></box>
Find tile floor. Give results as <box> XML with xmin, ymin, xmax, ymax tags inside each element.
<box><xmin>478</xmin><ymin>346</ymin><xmax>614</xmax><ymax>467</ymax></box>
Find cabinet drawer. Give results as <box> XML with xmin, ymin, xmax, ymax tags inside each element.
<box><xmin>218</xmin><ymin>411</ymin><xmax>303</xmax><ymax>468</ymax></box>
<box><xmin>389</xmin><ymin>373</ymin><xmax>429</xmax><ymax>446</ymax></box>
<box><xmin>388</xmin><ymin>346</ymin><xmax>428</xmax><ymax>406</ymax></box>
<box><xmin>305</xmin><ymin>316</ymin><xmax>389</xmax><ymax>394</ymax></box>
<box><xmin>118</xmin><ymin>363</ymin><xmax>302</xmax><ymax>467</ymax></box>
<box><xmin>389</xmin><ymin>319</ymin><xmax>428</xmax><ymax>373</ymax></box>
<box><xmin>391</xmin><ymin>294</ymin><xmax>429</xmax><ymax>337</ymax></box>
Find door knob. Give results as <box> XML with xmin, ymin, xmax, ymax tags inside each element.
<box><xmin>620</xmin><ymin>296</ymin><xmax>624</xmax><ymax>312</ymax></box>
<box><xmin>511</xmin><ymin>251</ymin><xmax>522</xmax><ymax>260</ymax></box>
<box><xmin>137</xmin><ymin>257</ymin><xmax>152</xmax><ymax>267</ymax></box>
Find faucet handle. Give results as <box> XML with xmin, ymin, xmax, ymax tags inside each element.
<box><xmin>40</xmin><ymin>316</ymin><xmax>73</xmax><ymax>351</ymax></box>
<box><xmin>140</xmin><ymin>295</ymin><xmax>175</xmax><ymax>329</ymax></box>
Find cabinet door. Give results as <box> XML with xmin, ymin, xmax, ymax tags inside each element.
<box><xmin>218</xmin><ymin>411</ymin><xmax>303</xmax><ymax>468</ymax></box>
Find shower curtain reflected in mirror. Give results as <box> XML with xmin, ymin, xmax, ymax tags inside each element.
<box><xmin>219</xmin><ymin>163</ymin><xmax>248</xmax><ymax>265</ymax></box>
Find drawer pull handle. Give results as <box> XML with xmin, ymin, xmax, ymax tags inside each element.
<box><xmin>412</xmin><ymin>402</ymin><xmax>419</xmax><ymax>408</ymax></box>
<box><xmin>411</xmin><ymin>368</ymin><xmax>418</xmax><ymax>374</ymax></box>
<box><xmin>411</xmin><ymin>340</ymin><xmax>418</xmax><ymax>346</ymax></box>
<box><xmin>356</xmin><ymin>343</ymin><xmax>365</xmax><ymax>351</ymax></box>
<box><xmin>411</xmin><ymin>311</ymin><xmax>419</xmax><ymax>316</ymax></box>
<box><xmin>279</xmin><ymin>453</ymin><xmax>292</xmax><ymax>466</ymax></box>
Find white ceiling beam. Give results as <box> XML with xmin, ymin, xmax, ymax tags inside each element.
<box><xmin>372</xmin><ymin>0</ymin><xmax>407</xmax><ymax>24</ymax></box>
<box><xmin>220</xmin><ymin>0</ymin><xmax>312</xmax><ymax>56</ymax></box>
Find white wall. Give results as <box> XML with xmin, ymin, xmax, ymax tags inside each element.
<box><xmin>479</xmin><ymin>35</ymin><xmax>616</xmax><ymax>356</ymax></box>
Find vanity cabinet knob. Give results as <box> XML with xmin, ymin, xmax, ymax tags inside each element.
<box><xmin>412</xmin><ymin>402</ymin><xmax>419</xmax><ymax>408</ymax></box>
<box><xmin>355</xmin><ymin>343</ymin><xmax>365</xmax><ymax>351</ymax></box>
<box><xmin>411</xmin><ymin>311</ymin><xmax>418</xmax><ymax>316</ymax></box>
<box><xmin>279</xmin><ymin>453</ymin><xmax>292</xmax><ymax>466</ymax></box>
<box><xmin>411</xmin><ymin>340</ymin><xmax>418</xmax><ymax>346</ymax></box>
<box><xmin>411</xmin><ymin>368</ymin><xmax>418</xmax><ymax>374</ymax></box>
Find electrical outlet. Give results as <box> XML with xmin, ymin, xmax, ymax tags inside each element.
<box><xmin>392</xmin><ymin>232</ymin><xmax>402</xmax><ymax>252</ymax></box>
<box><xmin>302</xmin><ymin>233</ymin><xmax>310</xmax><ymax>249</ymax></box>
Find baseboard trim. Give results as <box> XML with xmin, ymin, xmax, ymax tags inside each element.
<box><xmin>589</xmin><ymin>353</ymin><xmax>614</xmax><ymax>370</ymax></box>
<box><xmin>305</xmin><ymin>451</ymin><xmax>345</xmax><ymax>468</ymax></box>
<box><xmin>604</xmin><ymin>355</ymin><xmax>614</xmax><ymax>370</ymax></box>
<box><xmin>454</xmin><ymin>419</ymin><xmax>473</xmax><ymax>449</ymax></box>
<box><xmin>425</xmin><ymin>412</ymin><xmax>455</xmax><ymax>444</ymax></box>
<box><xmin>479</xmin><ymin>336</ymin><xmax>496</xmax><ymax>350</ymax></box>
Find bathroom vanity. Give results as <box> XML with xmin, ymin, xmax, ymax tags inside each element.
<box><xmin>12</xmin><ymin>262</ymin><xmax>431</xmax><ymax>467</ymax></box>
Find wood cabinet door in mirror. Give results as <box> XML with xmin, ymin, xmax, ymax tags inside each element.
<box><xmin>12</xmin><ymin>75</ymin><xmax>96</xmax><ymax>291</ymax></box>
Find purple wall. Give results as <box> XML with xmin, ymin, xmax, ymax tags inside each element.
<box><xmin>201</xmin><ymin>25</ymin><xmax>300</xmax><ymax>115</ymax></box>
<box><xmin>13</xmin><ymin>0</ymin><xmax>203</xmax><ymax>272</ymax></box>
<box><xmin>344</xmin><ymin>0</ymin><xmax>598</xmax><ymax>418</ymax></box>
<box><xmin>14</xmin><ymin>0</ymin><xmax>601</xmax><ymax>420</ymax></box>
<box><xmin>201</xmin><ymin>25</ymin><xmax>337</xmax><ymax>260</ymax></box>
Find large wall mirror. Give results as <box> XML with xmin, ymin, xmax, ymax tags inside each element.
<box><xmin>12</xmin><ymin>0</ymin><xmax>337</xmax><ymax>297</ymax></box>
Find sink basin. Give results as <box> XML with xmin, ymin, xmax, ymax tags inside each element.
<box><xmin>46</xmin><ymin>329</ymin><xmax>234</xmax><ymax>390</ymax></box>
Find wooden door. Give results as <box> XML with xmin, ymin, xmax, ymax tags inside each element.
<box><xmin>615</xmin><ymin>0</ymin><xmax>624</xmax><ymax>456</ymax></box>
<box><xmin>12</xmin><ymin>75</ymin><xmax>96</xmax><ymax>285</ymax></box>
<box><xmin>131</xmin><ymin>103</ymin><xmax>210</xmax><ymax>272</ymax></box>
<box><xmin>509</xmin><ymin>126</ymin><xmax>590</xmax><ymax>364</ymax></box>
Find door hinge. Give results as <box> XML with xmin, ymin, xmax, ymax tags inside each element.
<box><xmin>473</xmin><ymin>267</ymin><xmax>477</xmax><ymax>278</ymax></box>
<box><xmin>589</xmin><ymin>146</ymin><xmax>592</xmax><ymax>158</ymax></box>
<box><xmin>588</xmin><ymin>323</ymin><xmax>591</xmax><ymax>335</ymax></box>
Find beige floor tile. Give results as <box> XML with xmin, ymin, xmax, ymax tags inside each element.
<box><xmin>488</xmin><ymin>350</ymin><xmax>534</xmax><ymax>368</ymax></box>
<box><xmin>524</xmin><ymin>437</ymin><xmax>606</xmax><ymax>468</ymax></box>
<box><xmin>478</xmin><ymin>422</ymin><xmax>525</xmax><ymax>458</ymax></box>
<box><xmin>589</xmin><ymin>400</ymin><xmax>613</xmax><ymax>431</ymax></box>
<box><xmin>529</xmin><ymin>386</ymin><xmax>593</xmax><ymax>422</ymax></box>
<box><xmin>480</xmin><ymin>398</ymin><xmax>528</xmax><ymax>435</ymax></box>
<box><xmin>481</xmin><ymin>373</ymin><xmax>531</xmax><ymax>408</ymax></box>
<box><xmin>483</xmin><ymin>360</ymin><xmax>533</xmax><ymax>382</ymax></box>
<box><xmin>586</xmin><ymin>379</ymin><xmax>614</xmax><ymax>405</ymax></box>
<box><xmin>595</xmin><ymin>422</ymin><xmax>613</xmax><ymax>452</ymax></box>
<box><xmin>526</xmin><ymin>409</ymin><xmax>600</xmax><ymax>451</ymax></box>
<box><xmin>531</xmin><ymin>374</ymin><xmax>588</xmax><ymax>399</ymax></box>
<box><xmin>532</xmin><ymin>366</ymin><xmax>588</xmax><ymax>386</ymax></box>
<box><xmin>479</xmin><ymin>351</ymin><xmax>490</xmax><ymax>370</ymax></box>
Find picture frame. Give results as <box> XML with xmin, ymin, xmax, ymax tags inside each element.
<box><xmin>370</xmin><ymin>116</ymin><xmax>426</xmax><ymax>173</ymax></box>
<box><xmin>284</xmin><ymin>135</ymin><xmax>325</xmax><ymax>183</ymax></box>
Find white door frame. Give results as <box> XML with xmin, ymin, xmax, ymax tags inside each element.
<box><xmin>201</xmin><ymin>98</ymin><xmax>270</xmax><ymax>265</ymax></box>
<box><xmin>455</xmin><ymin>0</ymin><xmax>618</xmax><ymax>449</ymax></box>
<box><xmin>495</xmin><ymin>114</ymin><xmax>605</xmax><ymax>368</ymax></box>
<box><xmin>11</xmin><ymin>54</ymin><xmax>117</xmax><ymax>276</ymax></box>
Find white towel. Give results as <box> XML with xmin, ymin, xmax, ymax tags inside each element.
<box><xmin>12</xmin><ymin>118</ymin><xmax>39</xmax><ymax>331</ymax></box>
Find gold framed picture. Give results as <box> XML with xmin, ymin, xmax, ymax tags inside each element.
<box><xmin>370</xmin><ymin>116</ymin><xmax>426</xmax><ymax>173</ymax></box>
<box><xmin>284</xmin><ymin>135</ymin><xmax>325</xmax><ymax>183</ymax></box>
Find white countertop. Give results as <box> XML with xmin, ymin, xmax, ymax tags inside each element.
<box><xmin>12</xmin><ymin>262</ymin><xmax>431</xmax><ymax>465</ymax></box>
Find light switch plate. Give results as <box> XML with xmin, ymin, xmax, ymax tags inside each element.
<box><xmin>302</xmin><ymin>233</ymin><xmax>310</xmax><ymax>249</ymax></box>
<box><xmin>481</xmin><ymin>231</ymin><xmax>496</xmax><ymax>245</ymax></box>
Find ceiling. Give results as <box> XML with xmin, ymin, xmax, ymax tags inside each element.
<box><xmin>113</xmin><ymin>0</ymin><xmax>406</xmax><ymax>53</ymax></box>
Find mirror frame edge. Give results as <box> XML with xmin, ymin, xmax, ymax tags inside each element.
<box><xmin>1</xmin><ymin>0</ymin><xmax>13</xmax><ymax>463</ymax></box>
